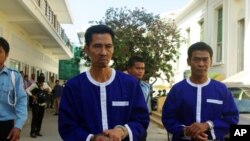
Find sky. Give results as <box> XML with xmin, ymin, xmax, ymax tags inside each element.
<box><xmin>62</xmin><ymin>0</ymin><xmax>190</xmax><ymax>44</ymax></box>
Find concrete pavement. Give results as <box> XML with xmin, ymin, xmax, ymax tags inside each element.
<box><xmin>20</xmin><ymin>109</ymin><xmax>168</xmax><ymax>141</ymax></box>
<box><xmin>20</xmin><ymin>109</ymin><xmax>61</xmax><ymax>141</ymax></box>
<box><xmin>147</xmin><ymin>122</ymin><xmax>169</xmax><ymax>141</ymax></box>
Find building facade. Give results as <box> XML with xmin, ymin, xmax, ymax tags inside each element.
<box><xmin>173</xmin><ymin>0</ymin><xmax>250</xmax><ymax>83</ymax></box>
<box><xmin>0</xmin><ymin>0</ymin><xmax>73</xmax><ymax>81</ymax></box>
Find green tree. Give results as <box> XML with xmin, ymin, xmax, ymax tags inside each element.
<box><xmin>83</xmin><ymin>7</ymin><xmax>182</xmax><ymax>82</ymax></box>
<box><xmin>59</xmin><ymin>46</ymin><xmax>80</xmax><ymax>80</ymax></box>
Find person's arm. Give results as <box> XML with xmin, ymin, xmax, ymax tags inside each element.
<box><xmin>102</xmin><ymin>125</ymin><xmax>127</xmax><ymax>141</ymax></box>
<box><xmin>208</xmin><ymin>87</ymin><xmax>239</xmax><ymax>139</ymax></box>
<box><xmin>161</xmin><ymin>86</ymin><xmax>186</xmax><ymax>137</ymax></box>
<box><xmin>184</xmin><ymin>122</ymin><xmax>209</xmax><ymax>140</ymax></box>
<box><xmin>14</xmin><ymin>72</ymin><xmax>28</xmax><ymax>130</ymax></box>
<box><xmin>123</xmin><ymin>82</ymin><xmax>150</xmax><ymax>140</ymax></box>
<box><xmin>43</xmin><ymin>82</ymin><xmax>52</xmax><ymax>93</ymax></box>
<box><xmin>26</xmin><ymin>83</ymin><xmax>37</xmax><ymax>96</ymax></box>
<box><xmin>58</xmin><ymin>84</ymin><xmax>94</xmax><ymax>141</ymax></box>
<box><xmin>7</xmin><ymin>72</ymin><xmax>27</xmax><ymax>141</ymax></box>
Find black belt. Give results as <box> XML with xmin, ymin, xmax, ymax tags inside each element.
<box><xmin>0</xmin><ymin>120</ymin><xmax>14</xmax><ymax>124</ymax></box>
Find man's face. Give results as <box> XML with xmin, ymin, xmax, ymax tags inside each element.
<box><xmin>187</xmin><ymin>50</ymin><xmax>211</xmax><ymax>78</ymax></box>
<box><xmin>128</xmin><ymin>62</ymin><xmax>145</xmax><ymax>80</ymax></box>
<box><xmin>0</xmin><ymin>46</ymin><xmax>8</xmax><ymax>69</ymax></box>
<box><xmin>85</xmin><ymin>33</ymin><xmax>114</xmax><ymax>68</ymax></box>
<box><xmin>24</xmin><ymin>76</ymin><xmax>29</xmax><ymax>81</ymax></box>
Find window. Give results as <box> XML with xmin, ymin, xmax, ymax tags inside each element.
<box><xmin>186</xmin><ymin>28</ymin><xmax>190</xmax><ymax>47</ymax></box>
<box><xmin>9</xmin><ymin>59</ymin><xmax>21</xmax><ymax>71</ymax></box>
<box><xmin>199</xmin><ymin>20</ymin><xmax>204</xmax><ymax>41</ymax></box>
<box><xmin>237</xmin><ymin>19</ymin><xmax>245</xmax><ymax>72</ymax></box>
<box><xmin>216</xmin><ymin>8</ymin><xmax>223</xmax><ymax>62</ymax></box>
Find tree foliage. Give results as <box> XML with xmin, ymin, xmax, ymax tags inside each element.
<box><xmin>83</xmin><ymin>7</ymin><xmax>182</xmax><ymax>82</ymax></box>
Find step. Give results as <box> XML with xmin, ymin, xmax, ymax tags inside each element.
<box><xmin>150</xmin><ymin>111</ymin><xmax>164</xmax><ymax>128</ymax></box>
<box><xmin>151</xmin><ymin>111</ymin><xmax>162</xmax><ymax>117</ymax></box>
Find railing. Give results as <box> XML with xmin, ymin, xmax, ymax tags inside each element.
<box><xmin>34</xmin><ymin>0</ymin><xmax>73</xmax><ymax>52</ymax></box>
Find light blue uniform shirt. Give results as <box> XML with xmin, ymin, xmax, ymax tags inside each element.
<box><xmin>0</xmin><ymin>66</ymin><xmax>27</xmax><ymax>129</ymax></box>
<box><xmin>140</xmin><ymin>81</ymin><xmax>151</xmax><ymax>112</ymax></box>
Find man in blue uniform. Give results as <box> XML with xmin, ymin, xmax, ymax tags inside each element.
<box><xmin>0</xmin><ymin>37</ymin><xmax>27</xmax><ymax>141</ymax></box>
<box><xmin>161</xmin><ymin>42</ymin><xmax>239</xmax><ymax>141</ymax></box>
<box><xmin>58</xmin><ymin>25</ymin><xmax>149</xmax><ymax>141</ymax></box>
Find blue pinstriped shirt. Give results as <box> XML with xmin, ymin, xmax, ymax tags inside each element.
<box><xmin>140</xmin><ymin>81</ymin><xmax>151</xmax><ymax>112</ymax></box>
<box><xmin>0</xmin><ymin>66</ymin><xmax>27</xmax><ymax>129</ymax></box>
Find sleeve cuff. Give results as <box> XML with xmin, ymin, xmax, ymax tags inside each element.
<box><xmin>206</xmin><ymin>120</ymin><xmax>214</xmax><ymax>130</ymax></box>
<box><xmin>114</xmin><ymin>125</ymin><xmax>128</xmax><ymax>139</ymax></box>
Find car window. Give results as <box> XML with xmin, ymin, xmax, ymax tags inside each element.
<box><xmin>242</xmin><ymin>88</ymin><xmax>250</xmax><ymax>100</ymax></box>
<box><xmin>228</xmin><ymin>88</ymin><xmax>241</xmax><ymax>99</ymax></box>
<box><xmin>228</xmin><ymin>87</ymin><xmax>250</xmax><ymax>113</ymax></box>
<box><xmin>242</xmin><ymin>92</ymin><xmax>250</xmax><ymax>100</ymax></box>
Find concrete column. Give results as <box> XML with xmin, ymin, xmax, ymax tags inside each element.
<box><xmin>245</xmin><ymin>0</ymin><xmax>250</xmax><ymax>70</ymax></box>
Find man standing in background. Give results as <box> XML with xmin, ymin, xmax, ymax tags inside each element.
<box><xmin>30</xmin><ymin>73</ymin><xmax>36</xmax><ymax>84</ymax></box>
<box><xmin>127</xmin><ymin>55</ymin><xmax>151</xmax><ymax>141</ymax></box>
<box><xmin>47</xmin><ymin>76</ymin><xmax>55</xmax><ymax>108</ymax></box>
<box><xmin>23</xmin><ymin>74</ymin><xmax>32</xmax><ymax>90</ymax></box>
<box><xmin>52</xmin><ymin>79</ymin><xmax>63</xmax><ymax>115</ymax></box>
<box><xmin>127</xmin><ymin>55</ymin><xmax>151</xmax><ymax>113</ymax></box>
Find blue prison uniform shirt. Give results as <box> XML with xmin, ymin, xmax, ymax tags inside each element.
<box><xmin>140</xmin><ymin>81</ymin><xmax>151</xmax><ymax>112</ymax></box>
<box><xmin>59</xmin><ymin>69</ymin><xmax>149</xmax><ymax>141</ymax></box>
<box><xmin>162</xmin><ymin>78</ymin><xmax>239</xmax><ymax>141</ymax></box>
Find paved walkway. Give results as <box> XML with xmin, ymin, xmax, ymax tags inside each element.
<box><xmin>147</xmin><ymin>122</ymin><xmax>169</xmax><ymax>141</ymax></box>
<box><xmin>20</xmin><ymin>109</ymin><xmax>61</xmax><ymax>141</ymax></box>
<box><xmin>20</xmin><ymin>109</ymin><xmax>168</xmax><ymax>141</ymax></box>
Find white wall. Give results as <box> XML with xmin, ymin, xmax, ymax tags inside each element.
<box><xmin>245</xmin><ymin>0</ymin><xmax>250</xmax><ymax>70</ymax></box>
<box><xmin>0</xmin><ymin>11</ymin><xmax>59</xmax><ymax>76</ymax></box>
<box><xmin>174</xmin><ymin>0</ymin><xmax>207</xmax><ymax>83</ymax></box>
<box><xmin>174</xmin><ymin>0</ymin><xmax>249</xmax><ymax>81</ymax></box>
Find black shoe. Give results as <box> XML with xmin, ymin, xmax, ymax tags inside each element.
<box><xmin>36</xmin><ymin>132</ymin><xmax>43</xmax><ymax>136</ymax></box>
<box><xmin>30</xmin><ymin>133</ymin><xmax>37</xmax><ymax>138</ymax></box>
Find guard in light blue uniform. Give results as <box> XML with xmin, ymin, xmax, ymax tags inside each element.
<box><xmin>0</xmin><ymin>37</ymin><xmax>27</xmax><ymax>141</ymax></box>
<box><xmin>127</xmin><ymin>56</ymin><xmax>151</xmax><ymax>113</ymax></box>
<box><xmin>140</xmin><ymin>81</ymin><xmax>150</xmax><ymax>111</ymax></box>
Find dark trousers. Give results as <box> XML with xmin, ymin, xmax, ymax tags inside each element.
<box><xmin>46</xmin><ymin>94</ymin><xmax>53</xmax><ymax>108</ymax></box>
<box><xmin>30</xmin><ymin>104</ymin><xmax>45</xmax><ymax>135</ymax></box>
<box><xmin>0</xmin><ymin>120</ymin><xmax>14</xmax><ymax>141</ymax></box>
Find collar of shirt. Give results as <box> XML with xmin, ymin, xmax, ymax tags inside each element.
<box><xmin>0</xmin><ymin>66</ymin><xmax>9</xmax><ymax>75</ymax></box>
<box><xmin>140</xmin><ymin>81</ymin><xmax>150</xmax><ymax>87</ymax></box>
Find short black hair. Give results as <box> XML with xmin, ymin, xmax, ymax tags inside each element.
<box><xmin>127</xmin><ymin>56</ymin><xmax>145</xmax><ymax>68</ymax></box>
<box><xmin>84</xmin><ymin>25</ymin><xmax>115</xmax><ymax>46</ymax></box>
<box><xmin>37</xmin><ymin>76</ymin><xmax>45</xmax><ymax>83</ymax></box>
<box><xmin>188</xmin><ymin>42</ymin><xmax>213</xmax><ymax>59</ymax></box>
<box><xmin>0</xmin><ymin>37</ymin><xmax>10</xmax><ymax>54</ymax></box>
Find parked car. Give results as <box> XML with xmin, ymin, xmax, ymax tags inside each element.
<box><xmin>224</xmin><ymin>82</ymin><xmax>250</xmax><ymax>124</ymax></box>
